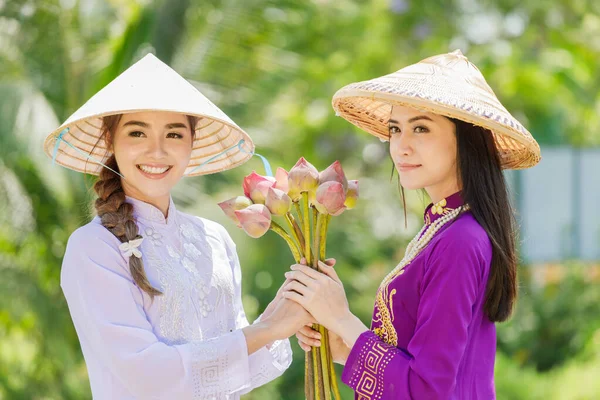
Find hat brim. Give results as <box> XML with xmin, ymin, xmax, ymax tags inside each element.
<box><xmin>333</xmin><ymin>83</ymin><xmax>541</xmax><ymax>170</ymax></box>
<box><xmin>44</xmin><ymin>109</ymin><xmax>254</xmax><ymax>177</ymax></box>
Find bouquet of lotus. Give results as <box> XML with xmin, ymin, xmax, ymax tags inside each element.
<box><xmin>218</xmin><ymin>157</ymin><xmax>358</xmax><ymax>400</ymax></box>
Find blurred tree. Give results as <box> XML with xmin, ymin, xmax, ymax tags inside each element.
<box><xmin>1</xmin><ymin>0</ymin><xmax>599</xmax><ymax>398</ymax></box>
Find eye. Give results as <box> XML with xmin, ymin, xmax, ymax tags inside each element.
<box><xmin>414</xmin><ymin>125</ymin><xmax>429</xmax><ymax>133</ymax></box>
<box><xmin>128</xmin><ymin>131</ymin><xmax>145</xmax><ymax>137</ymax></box>
<box><xmin>166</xmin><ymin>132</ymin><xmax>184</xmax><ymax>139</ymax></box>
<box><xmin>388</xmin><ymin>125</ymin><xmax>401</xmax><ymax>135</ymax></box>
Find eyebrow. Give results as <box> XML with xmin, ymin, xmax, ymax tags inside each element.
<box><xmin>122</xmin><ymin>121</ymin><xmax>188</xmax><ymax>129</ymax></box>
<box><xmin>388</xmin><ymin>115</ymin><xmax>434</xmax><ymax>124</ymax></box>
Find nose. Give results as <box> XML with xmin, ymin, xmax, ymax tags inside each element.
<box><xmin>389</xmin><ymin>131</ymin><xmax>413</xmax><ymax>158</ymax></box>
<box><xmin>147</xmin><ymin>137</ymin><xmax>168</xmax><ymax>159</ymax></box>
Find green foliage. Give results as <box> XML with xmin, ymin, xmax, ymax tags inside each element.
<box><xmin>1</xmin><ymin>0</ymin><xmax>599</xmax><ymax>398</ymax></box>
<box><xmin>498</xmin><ymin>264</ymin><xmax>600</xmax><ymax>372</ymax></box>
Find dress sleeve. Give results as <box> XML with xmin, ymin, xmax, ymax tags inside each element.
<box><xmin>216</xmin><ymin>223</ymin><xmax>293</xmax><ymax>394</ymax></box>
<box><xmin>61</xmin><ymin>225</ymin><xmax>255</xmax><ymax>400</ymax></box>
<box><xmin>341</xmin><ymin>232</ymin><xmax>489</xmax><ymax>399</ymax></box>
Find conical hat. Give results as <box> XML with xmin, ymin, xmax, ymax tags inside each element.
<box><xmin>332</xmin><ymin>50</ymin><xmax>541</xmax><ymax>170</ymax></box>
<box><xmin>43</xmin><ymin>53</ymin><xmax>254</xmax><ymax>176</ymax></box>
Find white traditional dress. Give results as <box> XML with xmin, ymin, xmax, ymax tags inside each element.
<box><xmin>60</xmin><ymin>196</ymin><xmax>292</xmax><ymax>399</ymax></box>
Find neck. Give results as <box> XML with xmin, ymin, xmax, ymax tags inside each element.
<box><xmin>425</xmin><ymin>180</ymin><xmax>461</xmax><ymax>204</ymax></box>
<box><xmin>122</xmin><ymin>181</ymin><xmax>170</xmax><ymax>218</ymax></box>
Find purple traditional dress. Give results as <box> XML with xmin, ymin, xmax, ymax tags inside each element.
<box><xmin>342</xmin><ymin>192</ymin><xmax>496</xmax><ymax>399</ymax></box>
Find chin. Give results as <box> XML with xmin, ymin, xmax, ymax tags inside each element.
<box><xmin>398</xmin><ymin>178</ymin><xmax>425</xmax><ymax>191</ymax></box>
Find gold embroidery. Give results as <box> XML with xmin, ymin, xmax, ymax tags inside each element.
<box><xmin>352</xmin><ymin>336</ymin><xmax>395</xmax><ymax>399</ymax></box>
<box><xmin>371</xmin><ymin>203</ymin><xmax>467</xmax><ymax>347</ymax></box>
<box><xmin>430</xmin><ymin>198</ymin><xmax>448</xmax><ymax>215</ymax></box>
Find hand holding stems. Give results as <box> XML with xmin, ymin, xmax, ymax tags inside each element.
<box><xmin>283</xmin><ymin>259</ymin><xmax>370</xmax><ymax>355</ymax></box>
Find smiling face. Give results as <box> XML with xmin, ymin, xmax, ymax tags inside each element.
<box><xmin>106</xmin><ymin>111</ymin><xmax>194</xmax><ymax>212</ymax></box>
<box><xmin>388</xmin><ymin>105</ymin><xmax>460</xmax><ymax>203</ymax></box>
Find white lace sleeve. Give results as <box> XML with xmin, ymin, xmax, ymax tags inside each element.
<box><xmin>216</xmin><ymin>223</ymin><xmax>293</xmax><ymax>394</ymax></box>
<box><xmin>61</xmin><ymin>226</ymin><xmax>254</xmax><ymax>400</ymax></box>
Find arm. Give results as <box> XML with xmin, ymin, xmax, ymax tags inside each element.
<box><xmin>216</xmin><ymin>223</ymin><xmax>293</xmax><ymax>393</ymax></box>
<box><xmin>61</xmin><ymin>226</ymin><xmax>283</xmax><ymax>400</ymax></box>
<box><xmin>341</xmin><ymin>233</ymin><xmax>489</xmax><ymax>399</ymax></box>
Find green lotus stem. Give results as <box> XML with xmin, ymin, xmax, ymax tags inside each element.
<box><xmin>302</xmin><ymin>192</ymin><xmax>312</xmax><ymax>266</ymax></box>
<box><xmin>320</xmin><ymin>214</ymin><xmax>331</xmax><ymax>261</ymax></box>
<box><xmin>312</xmin><ymin>346</ymin><xmax>321</xmax><ymax>399</ymax></box>
<box><xmin>270</xmin><ymin>221</ymin><xmax>301</xmax><ymax>263</ymax></box>
<box><xmin>318</xmin><ymin>325</ymin><xmax>332</xmax><ymax>400</ymax></box>
<box><xmin>285</xmin><ymin>213</ymin><xmax>306</xmax><ymax>257</ymax></box>
<box><xmin>306</xmin><ymin>355</ymin><xmax>315</xmax><ymax>399</ymax></box>
<box><xmin>294</xmin><ymin>202</ymin><xmax>303</xmax><ymax>225</ymax></box>
<box><xmin>312</xmin><ymin>208</ymin><xmax>320</xmax><ymax>271</ymax></box>
<box><xmin>327</xmin><ymin>329</ymin><xmax>341</xmax><ymax>400</ymax></box>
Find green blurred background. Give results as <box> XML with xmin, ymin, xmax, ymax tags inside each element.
<box><xmin>1</xmin><ymin>0</ymin><xmax>600</xmax><ymax>399</ymax></box>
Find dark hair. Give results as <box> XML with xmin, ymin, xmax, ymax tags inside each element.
<box><xmin>93</xmin><ymin>114</ymin><xmax>197</xmax><ymax>299</ymax></box>
<box><xmin>452</xmin><ymin>118</ymin><xmax>517</xmax><ymax>322</ymax></box>
<box><xmin>391</xmin><ymin>118</ymin><xmax>518</xmax><ymax>322</ymax></box>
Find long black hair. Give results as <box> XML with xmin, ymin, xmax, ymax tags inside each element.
<box><xmin>392</xmin><ymin>118</ymin><xmax>518</xmax><ymax>322</ymax></box>
<box><xmin>452</xmin><ymin>118</ymin><xmax>517</xmax><ymax>322</ymax></box>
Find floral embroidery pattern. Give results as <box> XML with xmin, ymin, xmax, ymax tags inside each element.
<box><xmin>430</xmin><ymin>198</ymin><xmax>448</xmax><ymax>215</ymax></box>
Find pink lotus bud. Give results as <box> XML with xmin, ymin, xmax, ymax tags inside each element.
<box><xmin>218</xmin><ymin>196</ymin><xmax>253</xmax><ymax>227</ymax></box>
<box><xmin>314</xmin><ymin>181</ymin><xmax>346</xmax><ymax>216</ymax></box>
<box><xmin>265</xmin><ymin>187</ymin><xmax>292</xmax><ymax>216</ymax></box>
<box><xmin>288</xmin><ymin>157</ymin><xmax>319</xmax><ymax>201</ymax></box>
<box><xmin>243</xmin><ymin>171</ymin><xmax>276</xmax><ymax>204</ymax></box>
<box><xmin>344</xmin><ymin>180</ymin><xmax>359</xmax><ymax>209</ymax></box>
<box><xmin>319</xmin><ymin>161</ymin><xmax>348</xmax><ymax>191</ymax></box>
<box><xmin>234</xmin><ymin>204</ymin><xmax>272</xmax><ymax>238</ymax></box>
<box><xmin>274</xmin><ymin>167</ymin><xmax>289</xmax><ymax>193</ymax></box>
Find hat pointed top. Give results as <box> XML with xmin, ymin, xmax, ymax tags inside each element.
<box><xmin>44</xmin><ymin>53</ymin><xmax>254</xmax><ymax>176</ymax></box>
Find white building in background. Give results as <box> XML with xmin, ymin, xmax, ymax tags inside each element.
<box><xmin>506</xmin><ymin>147</ymin><xmax>600</xmax><ymax>263</ymax></box>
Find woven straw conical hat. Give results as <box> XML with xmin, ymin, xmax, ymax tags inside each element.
<box><xmin>43</xmin><ymin>53</ymin><xmax>254</xmax><ymax>176</ymax></box>
<box><xmin>332</xmin><ymin>50</ymin><xmax>540</xmax><ymax>170</ymax></box>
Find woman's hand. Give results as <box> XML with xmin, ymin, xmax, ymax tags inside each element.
<box><xmin>261</xmin><ymin>298</ymin><xmax>316</xmax><ymax>341</ymax></box>
<box><xmin>282</xmin><ymin>259</ymin><xmax>350</xmax><ymax>332</ymax></box>
<box><xmin>283</xmin><ymin>259</ymin><xmax>369</xmax><ymax>348</ymax></box>
<box><xmin>296</xmin><ymin>324</ymin><xmax>351</xmax><ymax>365</ymax></box>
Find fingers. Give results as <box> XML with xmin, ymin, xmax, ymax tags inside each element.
<box><xmin>285</xmin><ymin>270</ymin><xmax>317</xmax><ymax>288</ymax></box>
<box><xmin>324</xmin><ymin>258</ymin><xmax>336</xmax><ymax>267</ymax></box>
<box><xmin>290</xmin><ymin>264</ymin><xmax>324</xmax><ymax>280</ymax></box>
<box><xmin>282</xmin><ymin>290</ymin><xmax>305</xmax><ymax>306</ymax></box>
<box><xmin>317</xmin><ymin>260</ymin><xmax>342</xmax><ymax>284</ymax></box>
<box><xmin>297</xmin><ymin>330</ymin><xmax>321</xmax><ymax>346</ymax></box>
<box><xmin>284</xmin><ymin>280</ymin><xmax>310</xmax><ymax>296</ymax></box>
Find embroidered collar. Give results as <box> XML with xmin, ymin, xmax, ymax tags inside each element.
<box><xmin>126</xmin><ymin>196</ymin><xmax>177</xmax><ymax>227</ymax></box>
<box><xmin>424</xmin><ymin>191</ymin><xmax>464</xmax><ymax>225</ymax></box>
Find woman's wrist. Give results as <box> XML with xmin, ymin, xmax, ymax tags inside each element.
<box><xmin>242</xmin><ymin>319</ymin><xmax>281</xmax><ymax>355</ymax></box>
<box><xmin>333</xmin><ymin>312</ymin><xmax>369</xmax><ymax>349</ymax></box>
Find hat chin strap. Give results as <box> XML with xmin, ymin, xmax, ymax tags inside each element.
<box><xmin>53</xmin><ymin>129</ymin><xmax>273</xmax><ymax>179</ymax></box>
<box><xmin>187</xmin><ymin>138</ymin><xmax>273</xmax><ymax>177</ymax></box>
<box><xmin>52</xmin><ymin>127</ymin><xmax>125</xmax><ymax>178</ymax></box>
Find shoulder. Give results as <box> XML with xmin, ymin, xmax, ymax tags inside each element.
<box><xmin>65</xmin><ymin>217</ymin><xmax>123</xmax><ymax>256</ymax></box>
<box><xmin>177</xmin><ymin>211</ymin><xmax>236</xmax><ymax>249</ymax></box>
<box><xmin>61</xmin><ymin>217</ymin><xmax>129</xmax><ymax>284</ymax></box>
<box><xmin>425</xmin><ymin>211</ymin><xmax>492</xmax><ymax>273</ymax></box>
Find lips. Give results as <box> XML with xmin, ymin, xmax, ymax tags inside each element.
<box><xmin>136</xmin><ymin>164</ymin><xmax>173</xmax><ymax>178</ymax></box>
<box><xmin>397</xmin><ymin>163</ymin><xmax>421</xmax><ymax>172</ymax></box>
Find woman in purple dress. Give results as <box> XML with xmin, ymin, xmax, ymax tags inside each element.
<box><xmin>282</xmin><ymin>50</ymin><xmax>541</xmax><ymax>399</ymax></box>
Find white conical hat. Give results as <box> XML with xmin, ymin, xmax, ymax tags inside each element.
<box><xmin>332</xmin><ymin>50</ymin><xmax>541</xmax><ymax>170</ymax></box>
<box><xmin>43</xmin><ymin>53</ymin><xmax>254</xmax><ymax>176</ymax></box>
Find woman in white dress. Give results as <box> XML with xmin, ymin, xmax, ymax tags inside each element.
<box><xmin>43</xmin><ymin>54</ymin><xmax>305</xmax><ymax>399</ymax></box>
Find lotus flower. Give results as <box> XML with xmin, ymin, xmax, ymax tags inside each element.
<box><xmin>275</xmin><ymin>167</ymin><xmax>289</xmax><ymax>193</ymax></box>
<box><xmin>314</xmin><ymin>181</ymin><xmax>346</xmax><ymax>216</ymax></box>
<box><xmin>234</xmin><ymin>204</ymin><xmax>272</xmax><ymax>238</ymax></box>
<box><xmin>243</xmin><ymin>171</ymin><xmax>276</xmax><ymax>204</ymax></box>
<box><xmin>265</xmin><ymin>187</ymin><xmax>292</xmax><ymax>216</ymax></box>
<box><xmin>344</xmin><ymin>180</ymin><xmax>359</xmax><ymax>209</ymax></box>
<box><xmin>319</xmin><ymin>161</ymin><xmax>348</xmax><ymax>191</ymax></box>
<box><xmin>288</xmin><ymin>157</ymin><xmax>319</xmax><ymax>201</ymax></box>
<box><xmin>218</xmin><ymin>196</ymin><xmax>253</xmax><ymax>227</ymax></box>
